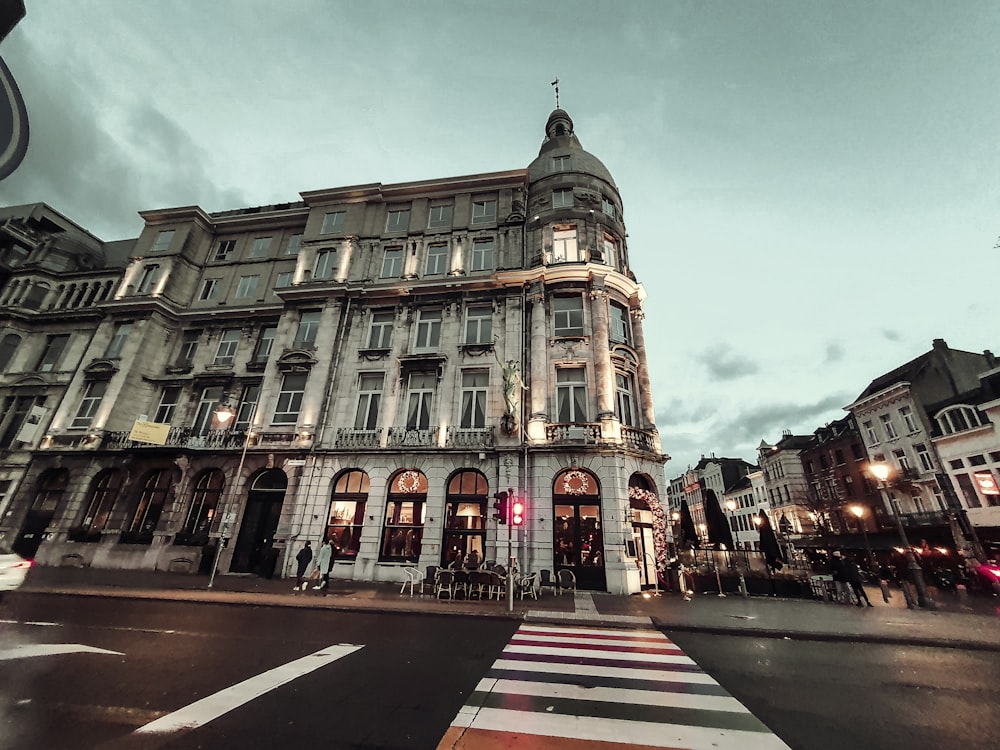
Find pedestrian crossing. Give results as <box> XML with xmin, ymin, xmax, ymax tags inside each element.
<box><xmin>436</xmin><ymin>623</ymin><xmax>791</xmax><ymax>750</ymax></box>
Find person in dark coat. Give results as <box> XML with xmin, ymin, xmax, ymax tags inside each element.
<box><xmin>843</xmin><ymin>557</ymin><xmax>874</xmax><ymax>607</ymax></box>
<box><xmin>829</xmin><ymin>552</ymin><xmax>850</xmax><ymax>603</ymax></box>
<box><xmin>294</xmin><ymin>540</ymin><xmax>312</xmax><ymax>591</ymax></box>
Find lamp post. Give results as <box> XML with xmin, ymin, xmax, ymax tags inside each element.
<box><xmin>849</xmin><ymin>504</ymin><xmax>877</xmax><ymax>573</ymax></box>
<box><xmin>869</xmin><ymin>462</ymin><xmax>935</xmax><ymax>609</ymax></box>
<box><xmin>724</xmin><ymin>498</ymin><xmax>748</xmax><ymax>597</ymax></box>
<box><xmin>207</xmin><ymin>398</ymin><xmax>255</xmax><ymax>590</ymax></box>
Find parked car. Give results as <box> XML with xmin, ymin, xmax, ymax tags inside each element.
<box><xmin>0</xmin><ymin>543</ymin><xmax>33</xmax><ymax>602</ymax></box>
<box><xmin>974</xmin><ymin>561</ymin><xmax>1000</xmax><ymax>595</ymax></box>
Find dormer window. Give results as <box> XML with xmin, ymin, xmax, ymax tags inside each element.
<box><xmin>552</xmin><ymin>155</ymin><xmax>570</xmax><ymax>172</ymax></box>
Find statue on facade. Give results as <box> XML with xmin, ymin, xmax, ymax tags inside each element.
<box><xmin>494</xmin><ymin>339</ymin><xmax>527</xmax><ymax>430</ymax></box>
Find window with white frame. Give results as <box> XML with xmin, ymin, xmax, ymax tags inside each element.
<box><xmin>427</xmin><ymin>204</ymin><xmax>453</xmax><ymax>229</ymax></box>
<box><xmin>899</xmin><ymin>405</ymin><xmax>918</xmax><ymax>433</ymax></box>
<box><xmin>601</xmin><ymin>234</ymin><xmax>618</xmax><ymax>268</ymax></box>
<box><xmin>104</xmin><ymin>323</ymin><xmax>132</xmax><ymax>358</ymax></box>
<box><xmin>915</xmin><ymin>443</ymin><xmax>935</xmax><ymax>472</ymax></box>
<box><xmin>553</xmin><ymin>296</ymin><xmax>584</xmax><ymax>336</ymax></box>
<box><xmin>154</xmin><ymin>386</ymin><xmax>181</xmax><ymax>423</ymax></box>
<box><xmin>552</xmin><ymin>227</ymin><xmax>580</xmax><ymax>262</ymax></box>
<box><xmin>214</xmin><ymin>240</ymin><xmax>236</xmax><ymax>261</ymax></box>
<box><xmin>460</xmin><ymin>371</ymin><xmax>488</xmax><ymax>428</ymax></box>
<box><xmin>471</xmin><ymin>199</ymin><xmax>496</xmax><ymax>224</ymax></box>
<box><xmin>354</xmin><ymin>373</ymin><xmax>384</xmax><ymax>430</ymax></box>
<box><xmin>893</xmin><ymin>448</ymin><xmax>911</xmax><ymax>471</ymax></box>
<box><xmin>235</xmin><ymin>384</ymin><xmax>259</xmax><ymax>429</ymax></box>
<box><xmin>275</xmin><ymin>271</ymin><xmax>293</xmax><ymax>288</ymax></box>
<box><xmin>367</xmin><ymin>310</ymin><xmax>394</xmax><ymax>349</ymax></box>
<box><xmin>406</xmin><ymin>372</ymin><xmax>436</xmax><ymax>429</ymax></box>
<box><xmin>879</xmin><ymin>414</ymin><xmax>897</xmax><ymax>439</ymax></box>
<box><xmin>556</xmin><ymin>367</ymin><xmax>588</xmax><ymax>423</ymax></box>
<box><xmin>414</xmin><ymin>309</ymin><xmax>442</xmax><ymax>351</ymax></box>
<box><xmin>152</xmin><ymin>230</ymin><xmax>175</xmax><ymax>252</ymax></box>
<box><xmin>273</xmin><ymin>373</ymin><xmax>307</xmax><ymax>423</ymax></box>
<box><xmin>385</xmin><ymin>208</ymin><xmax>409</xmax><ymax>233</ymax></box>
<box><xmin>249</xmin><ymin>237</ymin><xmax>272</xmax><ymax>258</ymax></box>
<box><xmin>174</xmin><ymin>330</ymin><xmax>200</xmax><ymax>368</ymax></box>
<box><xmin>471</xmin><ymin>238</ymin><xmax>494</xmax><ymax>271</ymax></box>
<box><xmin>381</xmin><ymin>247</ymin><xmax>403</xmax><ymax>278</ymax></box>
<box><xmin>199</xmin><ymin>278</ymin><xmax>220</xmax><ymax>300</ymax></box>
<box><xmin>36</xmin><ymin>334</ymin><xmax>69</xmax><ymax>372</ymax></box>
<box><xmin>464</xmin><ymin>305</ymin><xmax>492</xmax><ymax>344</ymax></box>
<box><xmin>235</xmin><ymin>275</ymin><xmax>259</xmax><ymax>298</ymax></box>
<box><xmin>552</xmin><ymin>155</ymin><xmax>570</xmax><ymax>171</ymax></box>
<box><xmin>252</xmin><ymin>325</ymin><xmax>277</xmax><ymax>364</ymax></box>
<box><xmin>615</xmin><ymin>372</ymin><xmax>636</xmax><ymax>426</ymax></box>
<box><xmin>936</xmin><ymin>406</ymin><xmax>984</xmax><ymax>435</ymax></box>
<box><xmin>862</xmin><ymin>420</ymin><xmax>878</xmax><ymax>446</ymax></box>
<box><xmin>314</xmin><ymin>249</ymin><xmax>337</xmax><ymax>280</ymax></box>
<box><xmin>601</xmin><ymin>197</ymin><xmax>616</xmax><ymax>219</ymax></box>
<box><xmin>71</xmin><ymin>381</ymin><xmax>107</xmax><ymax>429</ymax></box>
<box><xmin>293</xmin><ymin>310</ymin><xmax>321</xmax><ymax>348</ymax></box>
<box><xmin>213</xmin><ymin>329</ymin><xmax>241</xmax><ymax>367</ymax></box>
<box><xmin>321</xmin><ymin>211</ymin><xmax>346</xmax><ymax>234</ymax></box>
<box><xmin>553</xmin><ymin>188</ymin><xmax>574</xmax><ymax>209</ymax></box>
<box><xmin>609</xmin><ymin>302</ymin><xmax>630</xmax><ymax>344</ymax></box>
<box><xmin>425</xmin><ymin>244</ymin><xmax>448</xmax><ymax>275</ymax></box>
<box><xmin>285</xmin><ymin>234</ymin><xmax>302</xmax><ymax>255</ymax></box>
<box><xmin>136</xmin><ymin>264</ymin><xmax>161</xmax><ymax>294</ymax></box>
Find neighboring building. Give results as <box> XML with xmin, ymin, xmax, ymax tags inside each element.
<box><xmin>757</xmin><ymin>431</ymin><xmax>814</xmax><ymax>537</ymax></box>
<box><xmin>721</xmin><ymin>472</ymin><xmax>765</xmax><ymax>551</ymax></box>
<box><xmin>0</xmin><ymin>108</ymin><xmax>668</xmax><ymax>594</ymax></box>
<box><xmin>668</xmin><ymin>455</ymin><xmax>755</xmax><ymax>547</ymax></box>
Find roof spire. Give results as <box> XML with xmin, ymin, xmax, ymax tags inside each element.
<box><xmin>551</xmin><ymin>77</ymin><xmax>560</xmax><ymax>108</ymax></box>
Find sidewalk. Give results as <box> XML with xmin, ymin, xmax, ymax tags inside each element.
<box><xmin>16</xmin><ymin>565</ymin><xmax>1000</xmax><ymax>652</ymax></box>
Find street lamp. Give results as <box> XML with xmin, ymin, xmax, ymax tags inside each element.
<box><xmin>849</xmin><ymin>504</ymin><xmax>878</xmax><ymax>572</ymax></box>
<box><xmin>724</xmin><ymin>498</ymin><xmax>748</xmax><ymax>597</ymax></box>
<box><xmin>207</xmin><ymin>398</ymin><xmax>256</xmax><ymax>590</ymax></box>
<box><xmin>869</xmin><ymin>462</ymin><xmax>935</xmax><ymax>609</ymax></box>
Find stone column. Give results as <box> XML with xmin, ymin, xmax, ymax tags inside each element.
<box><xmin>526</xmin><ymin>284</ymin><xmax>548</xmax><ymax>442</ymax></box>
<box><xmin>589</xmin><ymin>285</ymin><xmax>618</xmax><ymax>441</ymax></box>
<box><xmin>631</xmin><ymin>306</ymin><xmax>657</xmax><ymax>429</ymax></box>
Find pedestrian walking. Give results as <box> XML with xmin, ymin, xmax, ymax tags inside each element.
<box><xmin>843</xmin><ymin>557</ymin><xmax>874</xmax><ymax>607</ymax></box>
<box><xmin>829</xmin><ymin>551</ymin><xmax>850</xmax><ymax>603</ymax></box>
<box><xmin>294</xmin><ymin>540</ymin><xmax>312</xmax><ymax>592</ymax></box>
<box><xmin>313</xmin><ymin>538</ymin><xmax>334</xmax><ymax>593</ymax></box>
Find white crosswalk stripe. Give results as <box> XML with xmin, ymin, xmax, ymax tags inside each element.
<box><xmin>438</xmin><ymin>623</ymin><xmax>792</xmax><ymax>750</ymax></box>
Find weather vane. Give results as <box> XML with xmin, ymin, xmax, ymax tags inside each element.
<box><xmin>551</xmin><ymin>77</ymin><xmax>560</xmax><ymax>108</ymax></box>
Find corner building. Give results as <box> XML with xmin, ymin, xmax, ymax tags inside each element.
<box><xmin>0</xmin><ymin>109</ymin><xmax>667</xmax><ymax>594</ymax></box>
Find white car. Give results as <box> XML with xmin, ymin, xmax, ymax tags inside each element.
<box><xmin>0</xmin><ymin>543</ymin><xmax>33</xmax><ymax>602</ymax></box>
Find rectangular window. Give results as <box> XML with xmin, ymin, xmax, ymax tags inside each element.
<box><xmin>460</xmin><ymin>371</ymin><xmax>488</xmax><ymax>428</ymax></box>
<box><xmin>213</xmin><ymin>329</ymin><xmax>241</xmax><ymax>367</ymax></box>
<box><xmin>104</xmin><ymin>323</ymin><xmax>132</xmax><ymax>358</ymax></box>
<box><xmin>294</xmin><ymin>310</ymin><xmax>321</xmax><ymax>348</ymax></box>
<box><xmin>863</xmin><ymin>420</ymin><xmax>878</xmax><ymax>446</ymax></box>
<box><xmin>249</xmin><ymin>237</ymin><xmax>272</xmax><ymax>258</ymax></box>
<box><xmin>367</xmin><ymin>310</ymin><xmax>394</xmax><ymax>349</ymax></box>
<box><xmin>893</xmin><ymin>448</ymin><xmax>911</xmax><ymax>471</ymax></box>
<box><xmin>252</xmin><ymin>325</ymin><xmax>277</xmax><ymax>364</ymax></box>
<box><xmin>152</xmin><ymin>230</ymin><xmax>175</xmax><ymax>252</ymax></box>
<box><xmin>956</xmin><ymin>473</ymin><xmax>983</xmax><ymax>509</ymax></box>
<box><xmin>314</xmin><ymin>249</ymin><xmax>337</xmax><ymax>280</ymax></box>
<box><xmin>199</xmin><ymin>278</ymin><xmax>220</xmax><ymax>300</ymax></box>
<box><xmin>414</xmin><ymin>309</ymin><xmax>442</xmax><ymax>351</ymax></box>
<box><xmin>552</xmin><ymin>155</ymin><xmax>570</xmax><ymax>171</ymax></box>
<box><xmin>235</xmin><ymin>275</ymin><xmax>259</xmax><ymax>298</ymax></box>
<box><xmin>36</xmin><ymin>334</ymin><xmax>69</xmax><ymax>372</ymax></box>
<box><xmin>137</xmin><ymin>264</ymin><xmax>161</xmax><ymax>294</ymax></box>
<box><xmin>609</xmin><ymin>303</ymin><xmax>630</xmax><ymax>344</ymax></box>
<box><xmin>615</xmin><ymin>372</ymin><xmax>636</xmax><ymax>426</ymax></box>
<box><xmin>275</xmin><ymin>271</ymin><xmax>293</xmax><ymax>288</ymax></box>
<box><xmin>406</xmin><ymin>372</ymin><xmax>436</xmax><ymax>429</ymax></box>
<box><xmin>915</xmin><ymin>443</ymin><xmax>935</xmax><ymax>472</ymax></box>
<box><xmin>385</xmin><ymin>208</ymin><xmax>410</xmax><ymax>233</ymax></box>
<box><xmin>601</xmin><ymin>235</ymin><xmax>618</xmax><ymax>268</ymax></box>
<box><xmin>880</xmin><ymin>414</ymin><xmax>897</xmax><ymax>439</ymax></box>
<box><xmin>285</xmin><ymin>234</ymin><xmax>302</xmax><ymax>255</ymax></box>
<box><xmin>602</xmin><ymin>197</ymin><xmax>616</xmax><ymax>219</ymax></box>
<box><xmin>154</xmin><ymin>387</ymin><xmax>181</xmax><ymax>423</ymax></box>
<box><xmin>471</xmin><ymin>199</ymin><xmax>496</xmax><ymax>224</ymax></box>
<box><xmin>235</xmin><ymin>384</ymin><xmax>260</xmax><ymax>430</ymax></box>
<box><xmin>381</xmin><ymin>247</ymin><xmax>403</xmax><ymax>278</ymax></box>
<box><xmin>427</xmin><ymin>204</ymin><xmax>453</xmax><ymax>229</ymax></box>
<box><xmin>214</xmin><ymin>240</ymin><xmax>236</xmax><ymax>261</ymax></box>
<box><xmin>471</xmin><ymin>239</ymin><xmax>494</xmax><ymax>271</ymax></box>
<box><xmin>464</xmin><ymin>305</ymin><xmax>492</xmax><ymax>345</ymax></box>
<box><xmin>553</xmin><ymin>189</ymin><xmax>574</xmax><ymax>208</ymax></box>
<box><xmin>321</xmin><ymin>211</ymin><xmax>346</xmax><ymax>234</ymax></box>
<box><xmin>175</xmin><ymin>330</ymin><xmax>200</xmax><ymax>368</ymax></box>
<box><xmin>425</xmin><ymin>244</ymin><xmax>448</xmax><ymax>275</ymax></box>
<box><xmin>969</xmin><ymin>454</ymin><xmax>987</xmax><ymax>466</ymax></box>
<box><xmin>71</xmin><ymin>381</ymin><xmax>107</xmax><ymax>429</ymax></box>
<box><xmin>556</xmin><ymin>367</ymin><xmax>588</xmax><ymax>423</ymax></box>
<box><xmin>899</xmin><ymin>405</ymin><xmax>918</xmax><ymax>433</ymax></box>
<box><xmin>552</xmin><ymin>227</ymin><xmax>580</xmax><ymax>262</ymax></box>
<box><xmin>354</xmin><ymin>373</ymin><xmax>383</xmax><ymax>430</ymax></box>
<box><xmin>273</xmin><ymin>373</ymin><xmax>307</xmax><ymax>423</ymax></box>
<box><xmin>553</xmin><ymin>296</ymin><xmax>584</xmax><ymax>336</ymax></box>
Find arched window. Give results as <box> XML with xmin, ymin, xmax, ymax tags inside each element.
<box><xmin>442</xmin><ymin>470</ymin><xmax>487</xmax><ymax>567</ymax></box>
<box><xmin>0</xmin><ymin>333</ymin><xmax>22</xmax><ymax>371</ymax></box>
<box><xmin>552</xmin><ymin>468</ymin><xmax>604</xmax><ymax>589</ymax></box>
<box><xmin>935</xmin><ymin>405</ymin><xmax>985</xmax><ymax>435</ymax></box>
<box><xmin>380</xmin><ymin>469</ymin><xmax>427</xmax><ymax>562</ymax></box>
<box><xmin>121</xmin><ymin>469</ymin><xmax>172</xmax><ymax>544</ymax></box>
<box><xmin>327</xmin><ymin>470</ymin><xmax>369</xmax><ymax>559</ymax></box>
<box><xmin>73</xmin><ymin>470</ymin><xmax>124</xmax><ymax>542</ymax></box>
<box><xmin>176</xmin><ymin>469</ymin><xmax>225</xmax><ymax>546</ymax></box>
<box><xmin>30</xmin><ymin>468</ymin><xmax>69</xmax><ymax>514</ymax></box>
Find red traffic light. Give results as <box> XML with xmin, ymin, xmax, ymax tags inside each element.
<box><xmin>511</xmin><ymin>500</ymin><xmax>525</xmax><ymax>526</ymax></box>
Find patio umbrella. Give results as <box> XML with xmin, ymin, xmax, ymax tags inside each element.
<box><xmin>757</xmin><ymin>510</ymin><xmax>784</xmax><ymax>570</ymax></box>
<box><xmin>679</xmin><ymin>498</ymin><xmax>699</xmax><ymax>550</ymax></box>
<box><xmin>704</xmin><ymin>489</ymin><xmax>734</xmax><ymax>549</ymax></box>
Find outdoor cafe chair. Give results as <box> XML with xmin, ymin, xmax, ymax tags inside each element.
<box><xmin>538</xmin><ymin>569</ymin><xmax>557</xmax><ymax>596</ymax></box>
<box><xmin>557</xmin><ymin>568</ymin><xmax>577</xmax><ymax>595</ymax></box>
<box><xmin>400</xmin><ymin>566</ymin><xmax>423</xmax><ymax>596</ymax></box>
<box><xmin>488</xmin><ymin>570</ymin><xmax>506</xmax><ymax>600</ymax></box>
<box><xmin>468</xmin><ymin>570</ymin><xmax>490</xmax><ymax>600</ymax></box>
<box><xmin>421</xmin><ymin>565</ymin><xmax>438</xmax><ymax>595</ymax></box>
<box><xmin>518</xmin><ymin>572</ymin><xmax>539</xmax><ymax>600</ymax></box>
<box><xmin>435</xmin><ymin>568</ymin><xmax>456</xmax><ymax>601</ymax></box>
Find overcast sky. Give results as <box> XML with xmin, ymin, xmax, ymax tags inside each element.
<box><xmin>1</xmin><ymin>1</ymin><xmax>997</xmax><ymax>479</ymax></box>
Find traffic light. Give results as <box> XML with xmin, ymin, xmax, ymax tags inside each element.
<box><xmin>511</xmin><ymin>498</ymin><xmax>525</xmax><ymax>526</ymax></box>
<box><xmin>493</xmin><ymin>491</ymin><xmax>508</xmax><ymax>524</ymax></box>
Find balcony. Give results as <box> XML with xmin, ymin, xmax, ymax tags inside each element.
<box><xmin>386</xmin><ymin>427</ymin><xmax>439</xmax><ymax>447</ymax></box>
<box><xmin>898</xmin><ymin>510</ymin><xmax>949</xmax><ymax>527</ymax></box>
<box><xmin>445</xmin><ymin>426</ymin><xmax>494</xmax><ymax>448</ymax></box>
<box><xmin>546</xmin><ymin>423</ymin><xmax>601</xmax><ymax>445</ymax></box>
<box><xmin>621</xmin><ymin>426</ymin><xmax>659</xmax><ymax>453</ymax></box>
<box><xmin>334</xmin><ymin>429</ymin><xmax>383</xmax><ymax>449</ymax></box>
<box><xmin>101</xmin><ymin>427</ymin><xmax>249</xmax><ymax>451</ymax></box>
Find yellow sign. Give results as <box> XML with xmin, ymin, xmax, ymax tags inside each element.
<box><xmin>129</xmin><ymin>420</ymin><xmax>171</xmax><ymax>445</ymax></box>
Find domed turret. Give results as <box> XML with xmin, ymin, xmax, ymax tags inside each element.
<box><xmin>527</xmin><ymin>109</ymin><xmax>617</xmax><ymax>187</ymax></box>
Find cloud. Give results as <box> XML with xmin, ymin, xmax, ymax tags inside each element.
<box><xmin>722</xmin><ymin>392</ymin><xmax>851</xmax><ymax>443</ymax></box>
<box><xmin>824</xmin><ymin>341</ymin><xmax>845</xmax><ymax>362</ymax></box>
<box><xmin>882</xmin><ymin>329</ymin><xmax>902</xmax><ymax>342</ymax></box>
<box><xmin>696</xmin><ymin>344</ymin><xmax>760</xmax><ymax>381</ymax></box>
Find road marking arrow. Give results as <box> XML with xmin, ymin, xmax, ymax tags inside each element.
<box><xmin>0</xmin><ymin>644</ymin><xmax>124</xmax><ymax>660</ymax></box>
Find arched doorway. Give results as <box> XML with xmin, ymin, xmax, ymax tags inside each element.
<box><xmin>230</xmin><ymin>469</ymin><xmax>286</xmax><ymax>576</ymax></box>
<box><xmin>15</xmin><ymin>468</ymin><xmax>68</xmax><ymax>559</ymax></box>
<box><xmin>628</xmin><ymin>475</ymin><xmax>666</xmax><ymax>590</ymax></box>
<box><xmin>441</xmin><ymin>469</ymin><xmax>487</xmax><ymax>567</ymax></box>
<box><xmin>552</xmin><ymin>468</ymin><xmax>605</xmax><ymax>591</ymax></box>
